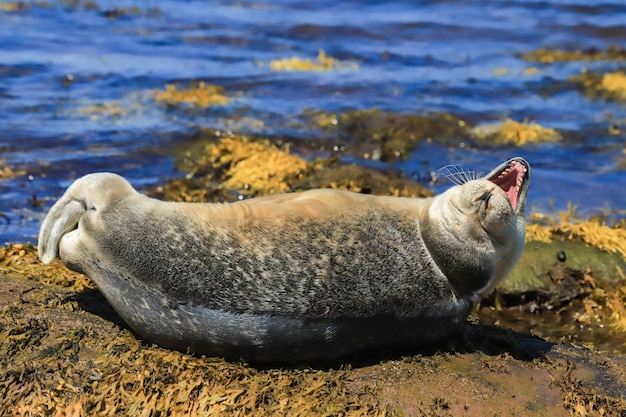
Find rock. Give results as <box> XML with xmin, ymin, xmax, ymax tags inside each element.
<box><xmin>500</xmin><ymin>240</ymin><xmax>626</xmax><ymax>294</ymax></box>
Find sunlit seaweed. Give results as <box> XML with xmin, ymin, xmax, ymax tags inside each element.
<box><xmin>560</xmin><ymin>220</ymin><xmax>626</xmax><ymax>259</ymax></box>
<box><xmin>78</xmin><ymin>102</ymin><xmax>125</xmax><ymax>121</ymax></box>
<box><xmin>267</xmin><ymin>50</ymin><xmax>357</xmax><ymax>72</ymax></box>
<box><xmin>607</xmin><ymin>283</ymin><xmax>626</xmax><ymax>334</ymax></box>
<box><xmin>307</xmin><ymin>109</ymin><xmax>566</xmax><ymax>157</ymax></box>
<box><xmin>524</xmin><ymin>222</ymin><xmax>553</xmax><ymax>243</ymax></box>
<box><xmin>208</xmin><ymin>138</ymin><xmax>309</xmax><ymax>195</ymax></box>
<box><xmin>569</xmin><ymin>70</ymin><xmax>626</xmax><ymax>102</ymax></box>
<box><xmin>514</xmin><ymin>209</ymin><xmax>626</xmax><ymax>343</ymax></box>
<box><xmin>598</xmin><ymin>71</ymin><xmax>626</xmax><ymax>101</ymax></box>
<box><xmin>163</xmin><ymin>130</ymin><xmax>434</xmax><ymax>201</ymax></box>
<box><xmin>0</xmin><ymin>159</ymin><xmax>26</xmax><ymax>180</ymax></box>
<box><xmin>0</xmin><ymin>298</ymin><xmax>381</xmax><ymax>415</ymax></box>
<box><xmin>492</xmin><ymin>67</ymin><xmax>508</xmax><ymax>76</ymax></box>
<box><xmin>0</xmin><ymin>1</ymin><xmax>28</xmax><ymax>11</ymax></box>
<box><xmin>184</xmin><ymin>137</ymin><xmax>309</xmax><ymax>196</ymax></box>
<box><xmin>494</xmin><ymin>230</ymin><xmax>626</xmax><ymax>356</ymax></box>
<box><xmin>526</xmin><ymin>209</ymin><xmax>626</xmax><ymax>259</ymax></box>
<box><xmin>520</xmin><ymin>45</ymin><xmax>626</xmax><ymax>63</ymax></box>
<box><xmin>154</xmin><ymin>81</ymin><xmax>229</xmax><ymax>108</ymax></box>
<box><xmin>492</xmin><ymin>67</ymin><xmax>539</xmax><ymax>77</ymax></box>
<box><xmin>0</xmin><ymin>243</ymin><xmax>93</xmax><ymax>291</ymax></box>
<box><xmin>473</xmin><ymin>119</ymin><xmax>561</xmax><ymax>145</ymax></box>
<box><xmin>523</xmin><ymin>67</ymin><xmax>538</xmax><ymax>75</ymax></box>
<box><xmin>306</xmin><ymin>109</ymin><xmax>340</xmax><ymax>129</ymax></box>
<box><xmin>563</xmin><ymin>271</ymin><xmax>626</xmax><ymax>360</ymax></box>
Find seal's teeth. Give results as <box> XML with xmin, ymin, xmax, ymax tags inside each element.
<box><xmin>497</xmin><ymin>167</ymin><xmax>511</xmax><ymax>179</ymax></box>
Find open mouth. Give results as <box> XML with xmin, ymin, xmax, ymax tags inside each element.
<box><xmin>487</xmin><ymin>158</ymin><xmax>530</xmax><ymax>211</ymax></box>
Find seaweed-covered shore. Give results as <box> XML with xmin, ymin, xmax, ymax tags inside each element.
<box><xmin>2</xmin><ymin>252</ymin><xmax>626</xmax><ymax>416</ymax></box>
<box><xmin>2</xmin><ymin>130</ymin><xmax>626</xmax><ymax>416</ymax></box>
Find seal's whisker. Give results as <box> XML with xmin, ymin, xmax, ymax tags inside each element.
<box><xmin>435</xmin><ymin>170</ymin><xmax>461</xmax><ymax>185</ymax></box>
<box><xmin>447</xmin><ymin>173</ymin><xmax>464</xmax><ymax>185</ymax></box>
<box><xmin>463</xmin><ymin>170</ymin><xmax>477</xmax><ymax>183</ymax></box>
<box><xmin>462</xmin><ymin>170</ymin><xmax>472</xmax><ymax>183</ymax></box>
<box><xmin>435</xmin><ymin>164</ymin><xmax>475</xmax><ymax>185</ymax></box>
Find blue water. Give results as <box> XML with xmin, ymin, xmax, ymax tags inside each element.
<box><xmin>1</xmin><ymin>0</ymin><xmax>625</xmax><ymax>243</ymax></box>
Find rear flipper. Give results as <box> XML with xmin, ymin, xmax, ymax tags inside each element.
<box><xmin>37</xmin><ymin>172</ymin><xmax>135</xmax><ymax>265</ymax></box>
<box><xmin>38</xmin><ymin>198</ymin><xmax>86</xmax><ymax>264</ymax></box>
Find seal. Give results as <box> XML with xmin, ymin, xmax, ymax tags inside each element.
<box><xmin>38</xmin><ymin>157</ymin><xmax>530</xmax><ymax>363</ymax></box>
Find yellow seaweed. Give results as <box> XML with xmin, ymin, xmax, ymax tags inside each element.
<box><xmin>0</xmin><ymin>159</ymin><xmax>26</xmax><ymax>180</ymax></box>
<box><xmin>608</xmin><ymin>285</ymin><xmax>626</xmax><ymax>333</ymax></box>
<box><xmin>0</xmin><ymin>310</ymin><xmax>375</xmax><ymax>416</ymax></box>
<box><xmin>561</xmin><ymin>220</ymin><xmax>626</xmax><ymax>259</ymax></box>
<box><xmin>204</xmin><ymin>138</ymin><xmax>309</xmax><ymax>195</ymax></box>
<box><xmin>492</xmin><ymin>67</ymin><xmax>508</xmax><ymax>76</ymax></box>
<box><xmin>473</xmin><ymin>119</ymin><xmax>561</xmax><ymax>145</ymax></box>
<box><xmin>599</xmin><ymin>71</ymin><xmax>626</xmax><ymax>101</ymax></box>
<box><xmin>524</xmin><ymin>223</ymin><xmax>553</xmax><ymax>243</ymax></box>
<box><xmin>526</xmin><ymin>214</ymin><xmax>626</xmax><ymax>259</ymax></box>
<box><xmin>0</xmin><ymin>1</ymin><xmax>27</xmax><ymax>11</ymax></box>
<box><xmin>154</xmin><ymin>81</ymin><xmax>229</xmax><ymax>107</ymax></box>
<box><xmin>569</xmin><ymin>70</ymin><xmax>626</xmax><ymax>102</ymax></box>
<box><xmin>78</xmin><ymin>102</ymin><xmax>125</xmax><ymax>120</ymax></box>
<box><xmin>268</xmin><ymin>50</ymin><xmax>357</xmax><ymax>72</ymax></box>
<box><xmin>0</xmin><ymin>243</ymin><xmax>94</xmax><ymax>291</ymax></box>
<box><xmin>520</xmin><ymin>46</ymin><xmax>626</xmax><ymax>63</ymax></box>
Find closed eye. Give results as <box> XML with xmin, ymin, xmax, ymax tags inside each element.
<box><xmin>475</xmin><ymin>190</ymin><xmax>492</xmax><ymax>205</ymax></box>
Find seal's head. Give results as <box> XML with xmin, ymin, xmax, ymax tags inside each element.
<box><xmin>453</xmin><ymin>157</ymin><xmax>529</xmax><ymax>243</ymax></box>
<box><xmin>422</xmin><ymin>157</ymin><xmax>530</xmax><ymax>299</ymax></box>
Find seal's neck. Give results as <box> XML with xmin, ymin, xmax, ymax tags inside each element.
<box><xmin>417</xmin><ymin>198</ymin><xmax>495</xmax><ymax>300</ymax></box>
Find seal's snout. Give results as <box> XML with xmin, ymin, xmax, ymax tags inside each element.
<box><xmin>486</xmin><ymin>157</ymin><xmax>530</xmax><ymax>212</ymax></box>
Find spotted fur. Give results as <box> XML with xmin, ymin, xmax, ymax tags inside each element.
<box><xmin>38</xmin><ymin>158</ymin><xmax>529</xmax><ymax>362</ymax></box>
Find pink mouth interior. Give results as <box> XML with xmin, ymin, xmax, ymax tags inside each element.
<box><xmin>489</xmin><ymin>161</ymin><xmax>526</xmax><ymax>210</ymax></box>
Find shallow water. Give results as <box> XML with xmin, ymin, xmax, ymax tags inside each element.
<box><xmin>1</xmin><ymin>0</ymin><xmax>625</xmax><ymax>243</ymax></box>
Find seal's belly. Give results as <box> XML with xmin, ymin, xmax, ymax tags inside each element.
<box><xmin>92</xmin><ymin>202</ymin><xmax>457</xmax><ymax>320</ymax></box>
<box><xmin>89</xmin><ymin>259</ymin><xmax>467</xmax><ymax>363</ymax></box>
